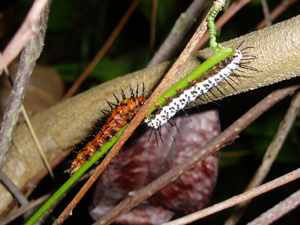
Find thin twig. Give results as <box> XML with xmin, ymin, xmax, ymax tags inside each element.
<box><xmin>163</xmin><ymin>168</ymin><xmax>300</xmax><ymax>225</ymax></box>
<box><xmin>2</xmin><ymin>16</ymin><xmax>299</xmax><ymax>215</ymax></box>
<box><xmin>0</xmin><ymin>0</ymin><xmax>51</xmax><ymax>172</ymax></box>
<box><xmin>53</xmin><ymin>2</ymin><xmax>226</xmax><ymax>224</ymax></box>
<box><xmin>93</xmin><ymin>85</ymin><xmax>300</xmax><ymax>224</ymax></box>
<box><xmin>150</xmin><ymin>0</ymin><xmax>158</xmax><ymax>50</ymax></box>
<box><xmin>147</xmin><ymin>0</ymin><xmax>210</xmax><ymax>67</ymax></box>
<box><xmin>225</xmin><ymin>90</ymin><xmax>300</xmax><ymax>225</ymax></box>
<box><xmin>0</xmin><ymin>0</ymin><xmax>50</xmax><ymax>74</ymax></box>
<box><xmin>247</xmin><ymin>188</ymin><xmax>300</xmax><ymax>225</ymax></box>
<box><xmin>0</xmin><ymin>194</ymin><xmax>50</xmax><ymax>225</ymax></box>
<box><xmin>21</xmin><ymin>106</ymin><xmax>55</xmax><ymax>179</ymax></box>
<box><xmin>195</xmin><ymin>0</ymin><xmax>250</xmax><ymax>50</ymax></box>
<box><xmin>0</xmin><ymin>147</ymin><xmax>74</xmax><ymax>220</ymax></box>
<box><xmin>2</xmin><ymin>62</ymin><xmax>55</xmax><ymax>179</ymax></box>
<box><xmin>254</xmin><ymin>0</ymin><xmax>298</xmax><ymax>30</ymax></box>
<box><xmin>0</xmin><ymin>172</ymin><xmax>28</xmax><ymax>206</ymax></box>
<box><xmin>62</xmin><ymin>0</ymin><xmax>141</xmax><ymax>100</ymax></box>
<box><xmin>261</xmin><ymin>0</ymin><xmax>272</xmax><ymax>27</ymax></box>
<box><xmin>34</xmin><ymin>174</ymin><xmax>91</xmax><ymax>225</ymax></box>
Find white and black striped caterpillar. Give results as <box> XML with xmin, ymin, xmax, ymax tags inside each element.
<box><xmin>144</xmin><ymin>45</ymin><xmax>255</xmax><ymax>130</ymax></box>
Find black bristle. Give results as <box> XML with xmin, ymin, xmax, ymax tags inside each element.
<box><xmin>241</xmin><ymin>54</ymin><xmax>257</xmax><ymax>59</ymax></box>
<box><xmin>167</xmin><ymin>120</ymin><xmax>174</xmax><ymax>127</ymax></box>
<box><xmin>85</xmin><ymin>136</ymin><xmax>93</xmax><ymax>141</ymax></box>
<box><xmin>154</xmin><ymin>129</ymin><xmax>159</xmax><ymax>147</ymax></box>
<box><xmin>97</xmin><ymin>118</ymin><xmax>108</xmax><ymax>125</ymax></box>
<box><xmin>213</xmin><ymin>84</ymin><xmax>226</xmax><ymax>98</ymax></box>
<box><xmin>223</xmin><ymin>77</ymin><xmax>237</xmax><ymax>91</ymax></box>
<box><xmin>239</xmin><ymin>46</ymin><xmax>254</xmax><ymax>52</ymax></box>
<box><xmin>181</xmin><ymin>108</ymin><xmax>192</xmax><ymax>122</ymax></box>
<box><xmin>171</xmin><ymin>117</ymin><xmax>180</xmax><ymax>134</ymax></box>
<box><xmin>106</xmin><ymin>100</ymin><xmax>117</xmax><ymax>110</ymax></box>
<box><xmin>86</xmin><ymin>134</ymin><xmax>96</xmax><ymax>138</ymax></box>
<box><xmin>157</xmin><ymin>127</ymin><xmax>163</xmax><ymax>143</ymax></box>
<box><xmin>201</xmin><ymin>93</ymin><xmax>209</xmax><ymax>103</ymax></box>
<box><xmin>72</xmin><ymin>149</ymin><xmax>79</xmax><ymax>154</ymax></box>
<box><xmin>239</xmin><ymin>64</ymin><xmax>260</xmax><ymax>72</ymax></box>
<box><xmin>136</xmin><ymin>83</ymin><xmax>139</xmax><ymax>96</ymax></box>
<box><xmin>92</xmin><ymin>126</ymin><xmax>102</xmax><ymax>132</ymax></box>
<box><xmin>236</xmin><ymin>39</ymin><xmax>245</xmax><ymax>50</ymax></box>
<box><xmin>76</xmin><ymin>142</ymin><xmax>87</xmax><ymax>149</ymax></box>
<box><xmin>113</xmin><ymin>92</ymin><xmax>120</xmax><ymax>103</ymax></box>
<box><xmin>142</xmin><ymin>82</ymin><xmax>145</xmax><ymax>97</ymax></box>
<box><xmin>103</xmin><ymin>109</ymin><xmax>112</xmax><ymax>114</ymax></box>
<box><xmin>129</xmin><ymin>84</ymin><xmax>134</xmax><ymax>98</ymax></box>
<box><xmin>147</xmin><ymin>91</ymin><xmax>153</xmax><ymax>99</ymax></box>
<box><xmin>148</xmin><ymin>128</ymin><xmax>154</xmax><ymax>141</ymax></box>
<box><xmin>227</xmin><ymin>75</ymin><xmax>239</xmax><ymax>85</ymax></box>
<box><xmin>196</xmin><ymin>95</ymin><xmax>206</xmax><ymax>103</ymax></box>
<box><xmin>100</xmin><ymin>109</ymin><xmax>109</xmax><ymax>117</ymax></box>
<box><xmin>164</xmin><ymin>124</ymin><xmax>175</xmax><ymax>142</ymax></box>
<box><xmin>231</xmin><ymin>72</ymin><xmax>242</xmax><ymax>81</ymax></box>
<box><xmin>204</xmin><ymin>92</ymin><xmax>222</xmax><ymax>107</ymax></box>
<box><xmin>208</xmin><ymin>89</ymin><xmax>221</xmax><ymax>100</ymax></box>
<box><xmin>120</xmin><ymin>87</ymin><xmax>126</xmax><ymax>100</ymax></box>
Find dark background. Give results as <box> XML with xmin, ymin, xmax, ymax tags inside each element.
<box><xmin>1</xmin><ymin>0</ymin><xmax>300</xmax><ymax>224</ymax></box>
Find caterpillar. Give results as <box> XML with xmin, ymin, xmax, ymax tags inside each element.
<box><xmin>144</xmin><ymin>45</ymin><xmax>255</xmax><ymax>130</ymax></box>
<box><xmin>66</xmin><ymin>84</ymin><xmax>146</xmax><ymax>174</ymax></box>
<box><xmin>144</xmin><ymin>1</ymin><xmax>256</xmax><ymax>133</ymax></box>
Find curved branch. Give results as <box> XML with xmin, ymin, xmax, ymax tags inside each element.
<box><xmin>0</xmin><ymin>0</ymin><xmax>50</xmax><ymax>74</ymax></box>
<box><xmin>0</xmin><ymin>1</ymin><xmax>51</xmax><ymax>171</ymax></box>
<box><xmin>0</xmin><ymin>15</ymin><xmax>300</xmax><ymax>214</ymax></box>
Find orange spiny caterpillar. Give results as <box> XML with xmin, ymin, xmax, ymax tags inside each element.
<box><xmin>66</xmin><ymin>84</ymin><xmax>146</xmax><ymax>174</ymax></box>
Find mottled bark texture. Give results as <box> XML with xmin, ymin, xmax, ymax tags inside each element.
<box><xmin>0</xmin><ymin>15</ymin><xmax>299</xmax><ymax>214</ymax></box>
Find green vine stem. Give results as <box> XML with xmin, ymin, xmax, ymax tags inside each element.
<box><xmin>208</xmin><ymin>0</ymin><xmax>225</xmax><ymax>49</ymax></box>
<box><xmin>24</xmin><ymin>125</ymin><xmax>128</xmax><ymax>225</ymax></box>
<box><xmin>148</xmin><ymin>45</ymin><xmax>235</xmax><ymax>114</ymax></box>
<box><xmin>1</xmin><ymin>15</ymin><xmax>300</xmax><ymax>217</ymax></box>
<box><xmin>148</xmin><ymin>0</ymin><xmax>234</xmax><ymax>114</ymax></box>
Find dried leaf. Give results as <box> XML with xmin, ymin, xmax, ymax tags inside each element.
<box><xmin>90</xmin><ymin>111</ymin><xmax>220</xmax><ymax>224</ymax></box>
<box><xmin>0</xmin><ymin>61</ymin><xmax>63</xmax><ymax>123</ymax></box>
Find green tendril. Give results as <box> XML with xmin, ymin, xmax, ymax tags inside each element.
<box><xmin>207</xmin><ymin>1</ymin><xmax>225</xmax><ymax>50</ymax></box>
<box><xmin>26</xmin><ymin>2</ymin><xmax>234</xmax><ymax>224</ymax></box>
<box><xmin>24</xmin><ymin>125</ymin><xmax>128</xmax><ymax>225</ymax></box>
<box><xmin>147</xmin><ymin>45</ymin><xmax>234</xmax><ymax>115</ymax></box>
<box><xmin>147</xmin><ymin>1</ymin><xmax>234</xmax><ymax>115</ymax></box>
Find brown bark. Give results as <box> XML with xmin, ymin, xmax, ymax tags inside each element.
<box><xmin>0</xmin><ymin>15</ymin><xmax>300</xmax><ymax>214</ymax></box>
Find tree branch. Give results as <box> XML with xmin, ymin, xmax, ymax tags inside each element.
<box><xmin>0</xmin><ymin>15</ymin><xmax>300</xmax><ymax>215</ymax></box>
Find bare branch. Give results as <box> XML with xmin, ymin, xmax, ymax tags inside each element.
<box><xmin>0</xmin><ymin>194</ymin><xmax>50</xmax><ymax>225</ymax></box>
<box><xmin>0</xmin><ymin>172</ymin><xmax>28</xmax><ymax>206</ymax></box>
<box><xmin>53</xmin><ymin>2</ymin><xmax>227</xmax><ymax>224</ymax></box>
<box><xmin>62</xmin><ymin>0</ymin><xmax>141</xmax><ymax>100</ymax></box>
<box><xmin>147</xmin><ymin>0</ymin><xmax>210</xmax><ymax>67</ymax></box>
<box><xmin>247</xmin><ymin>189</ymin><xmax>300</xmax><ymax>225</ymax></box>
<box><xmin>261</xmin><ymin>0</ymin><xmax>272</xmax><ymax>27</ymax></box>
<box><xmin>225</xmin><ymin>90</ymin><xmax>300</xmax><ymax>225</ymax></box>
<box><xmin>94</xmin><ymin>84</ymin><xmax>300</xmax><ymax>224</ymax></box>
<box><xmin>163</xmin><ymin>168</ymin><xmax>300</xmax><ymax>225</ymax></box>
<box><xmin>0</xmin><ymin>0</ymin><xmax>50</xmax><ymax>74</ymax></box>
<box><xmin>0</xmin><ymin>1</ymin><xmax>51</xmax><ymax>171</ymax></box>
